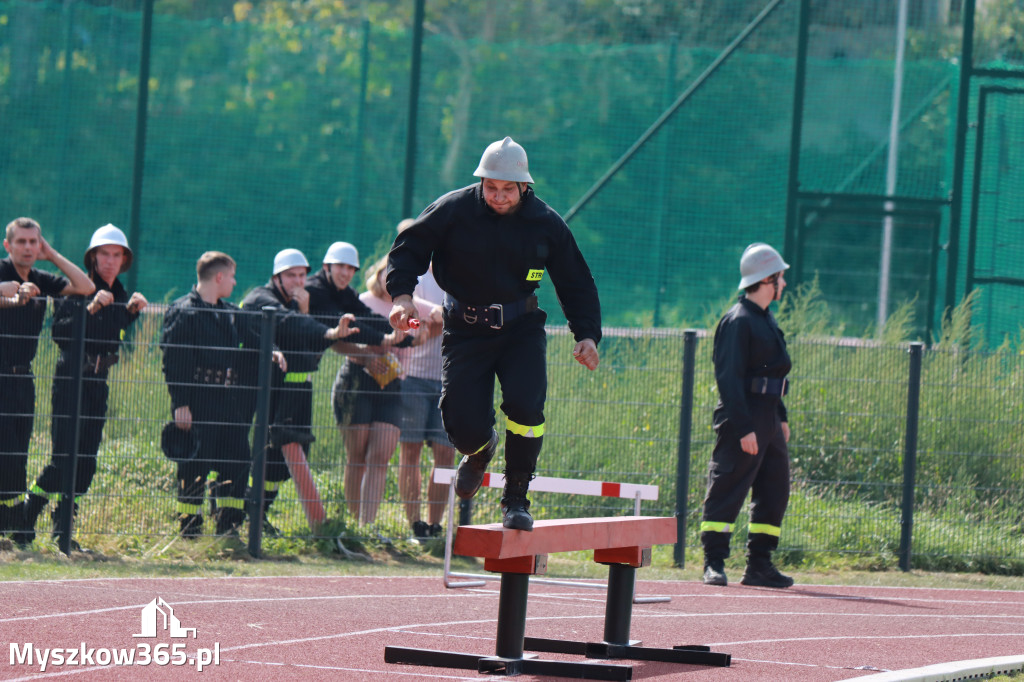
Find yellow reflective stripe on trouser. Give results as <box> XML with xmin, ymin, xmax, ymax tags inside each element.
<box><xmin>506</xmin><ymin>419</ymin><xmax>544</xmax><ymax>438</ymax></box>
<box><xmin>748</xmin><ymin>523</ymin><xmax>781</xmax><ymax>537</ymax></box>
<box><xmin>248</xmin><ymin>479</ymin><xmax>281</xmax><ymax>492</ymax></box>
<box><xmin>218</xmin><ymin>497</ymin><xmax>245</xmax><ymax>510</ymax></box>
<box><xmin>284</xmin><ymin>372</ymin><xmax>311</xmax><ymax>383</ymax></box>
<box><xmin>700</xmin><ymin>521</ymin><xmax>733</xmax><ymax>533</ymax></box>
<box><xmin>176</xmin><ymin>501</ymin><xmax>202</xmax><ymax>515</ymax></box>
<box><xmin>0</xmin><ymin>496</ymin><xmax>23</xmax><ymax>507</ymax></box>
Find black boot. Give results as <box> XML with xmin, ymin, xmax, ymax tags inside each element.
<box><xmin>454</xmin><ymin>430</ymin><xmax>498</xmax><ymax>500</ymax></box>
<box><xmin>700</xmin><ymin>529</ymin><xmax>732</xmax><ymax>586</ymax></box>
<box><xmin>741</xmin><ymin>551</ymin><xmax>793</xmax><ymax>588</ymax></box>
<box><xmin>179</xmin><ymin>513</ymin><xmax>204</xmax><ymax>539</ymax></box>
<box><xmin>214</xmin><ymin>507</ymin><xmax>246</xmax><ymax>537</ymax></box>
<box><xmin>703</xmin><ymin>557</ymin><xmax>728</xmax><ymax>586</ymax></box>
<box><xmin>501</xmin><ymin>472</ymin><xmax>534</xmax><ymax>531</ymax></box>
<box><xmin>52</xmin><ymin>501</ymin><xmax>85</xmax><ymax>552</ymax></box>
<box><xmin>13</xmin><ymin>494</ymin><xmax>47</xmax><ymax>548</ymax></box>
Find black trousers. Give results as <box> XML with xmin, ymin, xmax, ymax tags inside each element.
<box><xmin>264</xmin><ymin>377</ymin><xmax>314</xmax><ymax>483</ymax></box>
<box><xmin>0</xmin><ymin>373</ymin><xmax>36</xmax><ymax>501</ymax></box>
<box><xmin>701</xmin><ymin>402</ymin><xmax>790</xmax><ymax>554</ymax></box>
<box><xmin>439</xmin><ymin>312</ymin><xmax>547</xmax><ymax>472</ymax></box>
<box><xmin>35</xmin><ymin>362</ymin><xmax>111</xmax><ymax>499</ymax></box>
<box><xmin>175</xmin><ymin>385</ymin><xmax>252</xmax><ymax>509</ymax></box>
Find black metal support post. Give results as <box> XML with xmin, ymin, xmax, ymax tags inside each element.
<box><xmin>56</xmin><ymin>298</ymin><xmax>87</xmax><ymax>556</ymax></box>
<box><xmin>494</xmin><ymin>573</ymin><xmax>530</xmax><ymax>659</ymax></box>
<box><xmin>400</xmin><ymin>0</ymin><xmax>425</xmax><ymax>220</ymax></box>
<box><xmin>947</xmin><ymin>0</ymin><xmax>976</xmax><ymax>310</ymax></box>
<box><xmin>898</xmin><ymin>342</ymin><xmax>924</xmax><ymax>571</ymax></box>
<box><xmin>674</xmin><ymin>330</ymin><xmax>697</xmax><ymax>567</ymax></box>
<box><xmin>126</xmin><ymin>0</ymin><xmax>154</xmax><ymax>295</ymax></box>
<box><xmin>602</xmin><ymin>564</ymin><xmax>637</xmax><ymax>645</ymax></box>
<box><xmin>247</xmin><ymin>307</ymin><xmax>277</xmax><ymax>558</ymax></box>
<box><xmin>783</xmin><ymin>0</ymin><xmax>811</xmax><ymax>262</ymax></box>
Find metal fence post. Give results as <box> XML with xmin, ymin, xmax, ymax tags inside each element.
<box><xmin>898</xmin><ymin>341</ymin><xmax>924</xmax><ymax>571</ymax></box>
<box><xmin>56</xmin><ymin>297</ymin><xmax>87</xmax><ymax>556</ymax></box>
<box><xmin>247</xmin><ymin>306</ymin><xmax>277</xmax><ymax>558</ymax></box>
<box><xmin>674</xmin><ymin>330</ymin><xmax>697</xmax><ymax>568</ymax></box>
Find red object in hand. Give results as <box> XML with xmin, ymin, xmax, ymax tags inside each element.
<box><xmin>408</xmin><ymin>318</ymin><xmax>420</xmax><ymax>329</ymax></box>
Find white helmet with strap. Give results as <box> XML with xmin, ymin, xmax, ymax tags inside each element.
<box><xmin>272</xmin><ymin>248</ymin><xmax>310</xmax><ymax>276</ymax></box>
<box><xmin>84</xmin><ymin>223</ymin><xmax>133</xmax><ymax>273</ymax></box>
<box><xmin>738</xmin><ymin>242</ymin><xmax>789</xmax><ymax>290</ymax></box>
<box><xmin>473</xmin><ymin>136</ymin><xmax>534</xmax><ymax>183</ymax></box>
<box><xmin>323</xmin><ymin>241</ymin><xmax>360</xmax><ymax>269</ymax></box>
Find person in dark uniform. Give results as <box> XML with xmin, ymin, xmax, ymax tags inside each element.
<box><xmin>160</xmin><ymin>251</ymin><xmax>282</xmax><ymax>538</ymax></box>
<box><xmin>19</xmin><ymin>224</ymin><xmax>147</xmax><ymax>549</ymax></box>
<box><xmin>701</xmin><ymin>242</ymin><xmax>794</xmax><ymax>588</ymax></box>
<box><xmin>387</xmin><ymin>136</ymin><xmax>602</xmax><ymax>531</ymax></box>
<box><xmin>0</xmin><ymin>217</ymin><xmax>94</xmax><ymax>546</ymax></box>
<box><xmin>240</xmin><ymin>248</ymin><xmax>356</xmax><ymax>532</ymax></box>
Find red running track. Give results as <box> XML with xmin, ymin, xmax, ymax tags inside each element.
<box><xmin>1</xmin><ymin>575</ymin><xmax>1022</xmax><ymax>681</ymax></box>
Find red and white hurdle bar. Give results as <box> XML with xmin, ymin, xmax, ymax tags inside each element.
<box><xmin>433</xmin><ymin>468</ymin><xmax>670</xmax><ymax>603</ymax></box>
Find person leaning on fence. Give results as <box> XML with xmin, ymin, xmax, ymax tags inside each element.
<box><xmin>387</xmin><ymin>136</ymin><xmax>601</xmax><ymax>532</ymax></box>
<box><xmin>304</xmin><ymin>242</ymin><xmax>410</xmax><ymax>525</ymax></box>
<box><xmin>160</xmin><ymin>251</ymin><xmax>284</xmax><ymax>539</ymax></box>
<box><xmin>701</xmin><ymin>242</ymin><xmax>794</xmax><ymax>589</ymax></box>
<box><xmin>240</xmin><ymin>248</ymin><xmax>357</xmax><ymax>535</ymax></box>
<box><xmin>393</xmin><ymin>218</ymin><xmax>454</xmax><ymax>541</ymax></box>
<box><xmin>0</xmin><ymin>217</ymin><xmax>95</xmax><ymax>547</ymax></box>
<box><xmin>333</xmin><ymin>255</ymin><xmax>436</xmax><ymax>528</ymax></box>
<box><xmin>19</xmin><ymin>225</ymin><xmax>147</xmax><ymax>550</ymax></box>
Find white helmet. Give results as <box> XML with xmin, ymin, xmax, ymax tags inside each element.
<box><xmin>323</xmin><ymin>241</ymin><xmax>359</xmax><ymax>269</ymax></box>
<box><xmin>473</xmin><ymin>136</ymin><xmax>534</xmax><ymax>183</ymax></box>
<box><xmin>272</xmin><ymin>248</ymin><xmax>310</xmax><ymax>276</ymax></box>
<box><xmin>85</xmin><ymin>223</ymin><xmax>132</xmax><ymax>273</ymax></box>
<box><xmin>738</xmin><ymin>242</ymin><xmax>789</xmax><ymax>290</ymax></box>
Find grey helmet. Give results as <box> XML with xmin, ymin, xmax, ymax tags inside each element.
<box><xmin>323</xmin><ymin>241</ymin><xmax>359</xmax><ymax>269</ymax></box>
<box><xmin>738</xmin><ymin>242</ymin><xmax>789</xmax><ymax>290</ymax></box>
<box><xmin>272</xmin><ymin>248</ymin><xmax>310</xmax><ymax>276</ymax></box>
<box><xmin>473</xmin><ymin>136</ymin><xmax>534</xmax><ymax>183</ymax></box>
<box><xmin>84</xmin><ymin>223</ymin><xmax>133</xmax><ymax>273</ymax></box>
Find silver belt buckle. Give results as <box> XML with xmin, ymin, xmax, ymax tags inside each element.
<box><xmin>487</xmin><ymin>304</ymin><xmax>503</xmax><ymax>329</ymax></box>
<box><xmin>462</xmin><ymin>306</ymin><xmax>478</xmax><ymax>325</ymax></box>
<box><xmin>755</xmin><ymin>377</ymin><xmax>768</xmax><ymax>394</ymax></box>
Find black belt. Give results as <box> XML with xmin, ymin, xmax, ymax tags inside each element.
<box><xmin>84</xmin><ymin>353</ymin><xmax>119</xmax><ymax>374</ymax></box>
<box><xmin>749</xmin><ymin>377</ymin><xmax>789</xmax><ymax>396</ymax></box>
<box><xmin>1</xmin><ymin>364</ymin><xmax>32</xmax><ymax>376</ymax></box>
<box><xmin>443</xmin><ymin>294</ymin><xmax>538</xmax><ymax>330</ymax></box>
<box><xmin>192</xmin><ymin>366</ymin><xmax>235</xmax><ymax>386</ymax></box>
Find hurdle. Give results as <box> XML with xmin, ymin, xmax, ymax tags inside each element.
<box><xmin>433</xmin><ymin>468</ymin><xmax>668</xmax><ymax>603</ymax></box>
<box><xmin>384</xmin><ymin>515</ymin><xmax>731</xmax><ymax>679</ymax></box>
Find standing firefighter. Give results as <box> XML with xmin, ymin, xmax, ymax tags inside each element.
<box><xmin>240</xmin><ymin>248</ymin><xmax>356</xmax><ymax>533</ymax></box>
<box><xmin>160</xmin><ymin>252</ymin><xmax>277</xmax><ymax>538</ymax></box>
<box><xmin>21</xmin><ymin>224</ymin><xmax>146</xmax><ymax>549</ymax></box>
<box><xmin>387</xmin><ymin>136</ymin><xmax>601</xmax><ymax>531</ymax></box>
<box><xmin>701</xmin><ymin>242</ymin><xmax>794</xmax><ymax>588</ymax></box>
<box><xmin>0</xmin><ymin>217</ymin><xmax>95</xmax><ymax>546</ymax></box>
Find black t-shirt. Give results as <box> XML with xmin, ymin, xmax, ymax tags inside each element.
<box><xmin>0</xmin><ymin>257</ymin><xmax>69</xmax><ymax>367</ymax></box>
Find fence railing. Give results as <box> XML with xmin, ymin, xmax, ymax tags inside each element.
<box><xmin>1</xmin><ymin>301</ymin><xmax>1021</xmax><ymax>572</ymax></box>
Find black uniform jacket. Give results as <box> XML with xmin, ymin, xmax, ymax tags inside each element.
<box><xmin>386</xmin><ymin>184</ymin><xmax>602</xmax><ymax>344</ymax></box>
<box><xmin>305</xmin><ymin>268</ymin><xmax>395</xmax><ymax>347</ymax></box>
<box><xmin>240</xmin><ymin>282</ymin><xmax>334</xmax><ymax>374</ymax></box>
<box><xmin>52</xmin><ymin>272</ymin><xmax>138</xmax><ymax>359</ymax></box>
<box><xmin>0</xmin><ymin>257</ymin><xmax>69</xmax><ymax>367</ymax></box>
<box><xmin>712</xmin><ymin>296</ymin><xmax>791</xmax><ymax>437</ymax></box>
<box><xmin>161</xmin><ymin>287</ymin><xmax>254</xmax><ymax>411</ymax></box>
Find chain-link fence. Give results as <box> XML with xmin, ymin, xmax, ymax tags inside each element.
<box><xmin>2</xmin><ymin>303</ymin><xmax>1021</xmax><ymax>572</ymax></box>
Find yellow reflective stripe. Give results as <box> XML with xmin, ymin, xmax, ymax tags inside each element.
<box><xmin>217</xmin><ymin>497</ymin><xmax>245</xmax><ymax>510</ymax></box>
<box><xmin>0</xmin><ymin>496</ymin><xmax>23</xmax><ymax>507</ymax></box>
<box><xmin>700</xmin><ymin>521</ymin><xmax>733</xmax><ymax>533</ymax></box>
<box><xmin>30</xmin><ymin>484</ymin><xmax>50</xmax><ymax>499</ymax></box>
<box><xmin>748</xmin><ymin>523</ymin><xmax>781</xmax><ymax>537</ymax></box>
<box><xmin>506</xmin><ymin>419</ymin><xmax>544</xmax><ymax>438</ymax></box>
<box><xmin>176</xmin><ymin>501</ymin><xmax>202</xmax><ymax>515</ymax></box>
<box><xmin>283</xmin><ymin>372</ymin><xmax>311</xmax><ymax>383</ymax></box>
<box><xmin>265</xmin><ymin>481</ymin><xmax>280</xmax><ymax>492</ymax></box>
